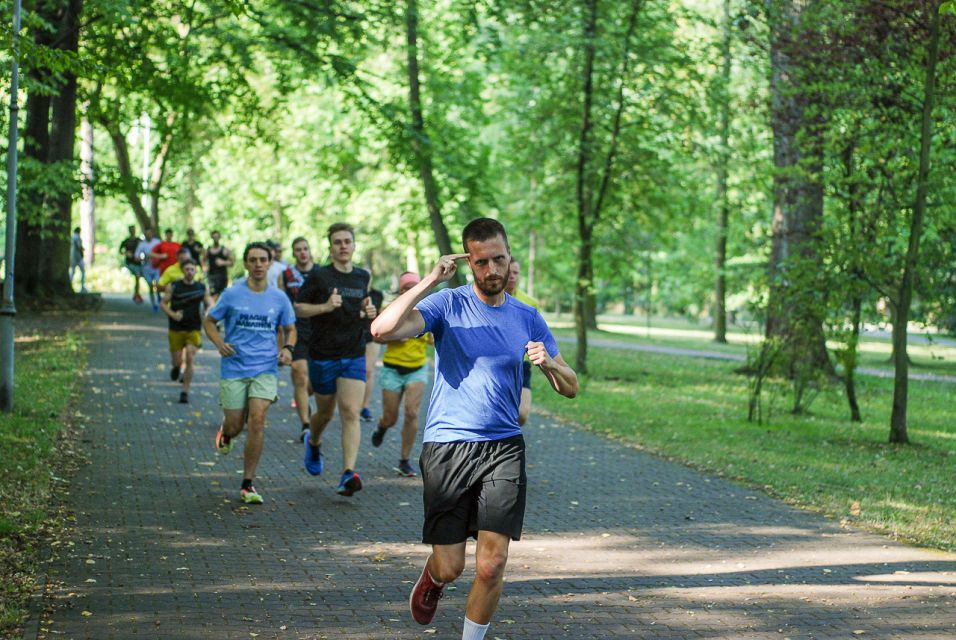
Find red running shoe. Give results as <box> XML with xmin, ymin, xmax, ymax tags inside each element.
<box><xmin>409</xmin><ymin>559</ymin><xmax>445</xmax><ymax>625</ymax></box>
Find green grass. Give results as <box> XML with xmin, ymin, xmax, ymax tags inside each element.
<box><xmin>0</xmin><ymin>328</ymin><xmax>85</xmax><ymax>637</ymax></box>
<box><xmin>535</xmin><ymin>344</ymin><xmax>956</xmax><ymax>551</ymax></box>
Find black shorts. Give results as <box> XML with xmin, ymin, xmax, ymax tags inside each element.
<box><xmin>420</xmin><ymin>435</ymin><xmax>527</xmax><ymax>544</ymax></box>
<box><xmin>521</xmin><ymin>360</ymin><xmax>533</xmax><ymax>390</ymax></box>
<box><xmin>208</xmin><ymin>273</ymin><xmax>228</xmax><ymax>295</ymax></box>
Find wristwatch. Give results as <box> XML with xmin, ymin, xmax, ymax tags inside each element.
<box><xmin>282</xmin><ymin>344</ymin><xmax>295</xmax><ymax>353</ymax></box>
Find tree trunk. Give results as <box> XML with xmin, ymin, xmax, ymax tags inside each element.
<box><xmin>574</xmin><ymin>0</ymin><xmax>598</xmax><ymax>375</ymax></box>
<box><xmin>713</xmin><ymin>0</ymin><xmax>732</xmax><ymax>343</ymax></box>
<box><xmin>573</xmin><ymin>0</ymin><xmax>641</xmax><ymax>372</ymax></box>
<box><xmin>103</xmin><ymin>120</ymin><xmax>153</xmax><ymax>232</ymax></box>
<box><xmin>16</xmin><ymin>0</ymin><xmax>82</xmax><ymax>298</ymax></box>
<box><xmin>844</xmin><ymin>295</ymin><xmax>862</xmax><ymax>423</ymax></box>
<box><xmin>764</xmin><ymin>0</ymin><xmax>831</xmax><ymax>376</ymax></box>
<box><xmin>405</xmin><ymin>0</ymin><xmax>462</xmax><ymax>286</ymax></box>
<box><xmin>80</xmin><ymin>112</ymin><xmax>94</xmax><ymax>267</ymax></box>
<box><xmin>890</xmin><ymin>2</ymin><xmax>940</xmax><ymax>445</ymax></box>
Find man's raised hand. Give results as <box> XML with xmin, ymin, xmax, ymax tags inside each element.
<box><xmin>432</xmin><ymin>253</ymin><xmax>470</xmax><ymax>284</ymax></box>
<box><xmin>362</xmin><ymin>297</ymin><xmax>377</xmax><ymax>320</ymax></box>
<box><xmin>327</xmin><ymin>288</ymin><xmax>342</xmax><ymax>310</ymax></box>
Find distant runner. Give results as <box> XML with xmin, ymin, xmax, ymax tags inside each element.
<box><xmin>204</xmin><ymin>242</ymin><xmax>297</xmax><ymax>504</ymax></box>
<box><xmin>119</xmin><ymin>225</ymin><xmax>144</xmax><ymax>304</ymax></box>
<box><xmin>204</xmin><ymin>230</ymin><xmax>234</xmax><ymax>301</ymax></box>
<box><xmin>135</xmin><ymin>228</ymin><xmax>162</xmax><ymax>311</ymax></box>
<box><xmin>279</xmin><ymin>237</ymin><xmax>321</xmax><ymax>440</ymax></box>
<box><xmin>505</xmin><ymin>258</ymin><xmax>541</xmax><ymax>426</ymax></box>
<box><xmin>159</xmin><ymin>259</ymin><xmax>212</xmax><ymax>403</ymax></box>
<box><xmin>370</xmin><ymin>272</ymin><xmax>430</xmax><ymax>477</ymax></box>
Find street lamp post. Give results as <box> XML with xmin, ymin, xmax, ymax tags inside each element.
<box><xmin>1</xmin><ymin>0</ymin><xmax>22</xmax><ymax>411</ymax></box>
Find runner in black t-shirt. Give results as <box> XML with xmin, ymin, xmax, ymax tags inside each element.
<box><xmin>279</xmin><ymin>236</ymin><xmax>322</xmax><ymax>440</ymax></box>
<box><xmin>119</xmin><ymin>225</ymin><xmax>144</xmax><ymax>304</ymax></box>
<box><xmin>181</xmin><ymin>227</ymin><xmax>204</xmax><ymax>263</ymax></box>
<box><xmin>294</xmin><ymin>222</ymin><xmax>378</xmax><ymax>497</ymax></box>
<box><xmin>160</xmin><ymin>259</ymin><xmax>212</xmax><ymax>403</ymax></box>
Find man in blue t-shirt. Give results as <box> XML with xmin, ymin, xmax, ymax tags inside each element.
<box><xmin>371</xmin><ymin>218</ymin><xmax>578</xmax><ymax>640</ymax></box>
<box><xmin>204</xmin><ymin>242</ymin><xmax>297</xmax><ymax>505</ymax></box>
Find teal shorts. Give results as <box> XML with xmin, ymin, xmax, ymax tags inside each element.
<box><xmin>219</xmin><ymin>373</ymin><xmax>278</xmax><ymax>410</ymax></box>
<box><xmin>379</xmin><ymin>364</ymin><xmax>429</xmax><ymax>393</ymax></box>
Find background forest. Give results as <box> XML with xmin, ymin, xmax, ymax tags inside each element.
<box><xmin>1</xmin><ymin>0</ymin><xmax>956</xmax><ymax>442</ymax></box>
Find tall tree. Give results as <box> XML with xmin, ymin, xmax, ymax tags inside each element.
<box><xmin>17</xmin><ymin>0</ymin><xmax>83</xmax><ymax>297</ymax></box>
<box><xmin>404</xmin><ymin>0</ymin><xmax>462</xmax><ymax>285</ymax></box>
<box><xmin>574</xmin><ymin>0</ymin><xmax>641</xmax><ymax>374</ymax></box>
<box><xmin>763</xmin><ymin>0</ymin><xmax>833</xmax><ymax>393</ymax></box>
<box><xmin>713</xmin><ymin>0</ymin><xmax>733</xmax><ymax>343</ymax></box>
<box><xmin>889</xmin><ymin>0</ymin><xmax>943</xmax><ymax>444</ymax></box>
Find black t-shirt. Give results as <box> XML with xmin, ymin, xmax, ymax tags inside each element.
<box><xmin>168</xmin><ymin>280</ymin><xmax>207</xmax><ymax>332</ymax></box>
<box><xmin>282</xmin><ymin>264</ymin><xmax>322</xmax><ymax>340</ymax></box>
<box><xmin>182</xmin><ymin>240</ymin><xmax>204</xmax><ymax>263</ymax></box>
<box><xmin>120</xmin><ymin>237</ymin><xmax>141</xmax><ymax>264</ymax></box>
<box><xmin>207</xmin><ymin>245</ymin><xmax>229</xmax><ymax>278</ymax></box>
<box><xmin>296</xmin><ymin>265</ymin><xmax>371</xmax><ymax>360</ymax></box>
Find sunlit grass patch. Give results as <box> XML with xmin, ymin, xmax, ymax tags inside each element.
<box><xmin>536</xmin><ymin>344</ymin><xmax>956</xmax><ymax>551</ymax></box>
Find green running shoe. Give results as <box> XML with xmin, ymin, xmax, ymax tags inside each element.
<box><xmin>240</xmin><ymin>486</ymin><xmax>263</xmax><ymax>504</ymax></box>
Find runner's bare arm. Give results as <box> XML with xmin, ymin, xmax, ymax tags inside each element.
<box><xmin>203</xmin><ymin>313</ymin><xmax>236</xmax><ymax>357</ymax></box>
<box><xmin>158</xmin><ymin>287</ymin><xmax>182</xmax><ymax>322</ymax></box>
<box><xmin>526</xmin><ymin>343</ymin><xmax>578</xmax><ymax>398</ymax></box>
<box><xmin>278</xmin><ymin>324</ymin><xmax>297</xmax><ymax>366</ymax></box>
<box><xmin>371</xmin><ymin>253</ymin><xmax>468</xmax><ymax>341</ymax></box>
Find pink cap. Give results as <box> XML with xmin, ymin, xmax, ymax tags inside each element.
<box><xmin>399</xmin><ymin>272</ymin><xmax>421</xmax><ymax>289</ymax></box>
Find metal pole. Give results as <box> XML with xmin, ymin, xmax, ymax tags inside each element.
<box><xmin>0</xmin><ymin>0</ymin><xmax>22</xmax><ymax>411</ymax></box>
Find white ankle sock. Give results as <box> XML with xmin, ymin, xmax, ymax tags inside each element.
<box><xmin>462</xmin><ymin>617</ymin><xmax>489</xmax><ymax>640</ymax></box>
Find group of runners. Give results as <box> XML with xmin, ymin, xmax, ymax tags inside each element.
<box><xmin>125</xmin><ymin>217</ymin><xmax>578</xmax><ymax>640</ymax></box>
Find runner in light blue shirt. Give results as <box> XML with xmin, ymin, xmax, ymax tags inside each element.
<box><xmin>204</xmin><ymin>242</ymin><xmax>297</xmax><ymax>506</ymax></box>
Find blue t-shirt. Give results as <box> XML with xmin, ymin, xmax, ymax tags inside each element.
<box><xmin>208</xmin><ymin>282</ymin><xmax>296</xmax><ymax>379</ymax></box>
<box><xmin>416</xmin><ymin>285</ymin><xmax>559</xmax><ymax>443</ymax></box>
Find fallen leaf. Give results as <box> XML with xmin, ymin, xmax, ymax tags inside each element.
<box><xmin>81</xmin><ymin>611</ymin><xmax>93</xmax><ymax>617</ymax></box>
<box><xmin>850</xmin><ymin>501</ymin><xmax>861</xmax><ymax>517</ymax></box>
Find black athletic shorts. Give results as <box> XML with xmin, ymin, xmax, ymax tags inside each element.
<box><xmin>521</xmin><ymin>360</ymin><xmax>533</xmax><ymax>390</ymax></box>
<box><xmin>208</xmin><ymin>273</ymin><xmax>228</xmax><ymax>296</ymax></box>
<box><xmin>420</xmin><ymin>435</ymin><xmax>527</xmax><ymax>544</ymax></box>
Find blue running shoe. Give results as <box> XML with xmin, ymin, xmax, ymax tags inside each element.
<box><xmin>336</xmin><ymin>470</ymin><xmax>362</xmax><ymax>496</ymax></box>
<box><xmin>303</xmin><ymin>437</ymin><xmax>324</xmax><ymax>476</ymax></box>
<box><xmin>360</xmin><ymin>407</ymin><xmax>373</xmax><ymax>422</ymax></box>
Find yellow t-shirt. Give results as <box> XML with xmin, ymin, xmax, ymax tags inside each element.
<box><xmin>383</xmin><ymin>334</ymin><xmax>430</xmax><ymax>369</ymax></box>
<box><xmin>512</xmin><ymin>289</ymin><xmax>539</xmax><ymax>309</ymax></box>
<box><xmin>158</xmin><ymin>263</ymin><xmax>204</xmax><ymax>288</ymax></box>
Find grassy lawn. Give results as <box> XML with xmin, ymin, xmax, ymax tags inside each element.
<box><xmin>535</xmin><ymin>343</ymin><xmax>956</xmax><ymax>551</ymax></box>
<box><xmin>0</xmin><ymin>327</ymin><xmax>85</xmax><ymax>637</ymax></box>
<box><xmin>544</xmin><ymin>316</ymin><xmax>956</xmax><ymax>377</ymax></box>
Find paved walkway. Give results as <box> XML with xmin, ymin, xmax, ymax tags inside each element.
<box><xmin>27</xmin><ymin>296</ymin><xmax>956</xmax><ymax>639</ymax></box>
<box><xmin>556</xmin><ymin>336</ymin><xmax>956</xmax><ymax>384</ymax></box>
